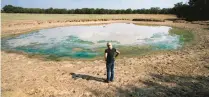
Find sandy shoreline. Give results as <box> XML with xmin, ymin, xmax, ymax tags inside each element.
<box><xmin>1</xmin><ymin>20</ymin><xmax>209</xmax><ymax>97</ymax></box>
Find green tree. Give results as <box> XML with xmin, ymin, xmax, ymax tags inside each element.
<box><xmin>125</xmin><ymin>8</ymin><xmax>132</xmax><ymax>14</ymax></box>
<box><xmin>150</xmin><ymin>7</ymin><xmax>160</xmax><ymax>14</ymax></box>
<box><xmin>173</xmin><ymin>0</ymin><xmax>209</xmax><ymax>20</ymax></box>
<box><xmin>2</xmin><ymin>5</ymin><xmax>15</xmax><ymax>13</ymax></box>
<box><xmin>45</xmin><ymin>7</ymin><xmax>53</xmax><ymax>14</ymax></box>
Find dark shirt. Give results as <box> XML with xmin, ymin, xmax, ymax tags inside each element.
<box><xmin>105</xmin><ymin>48</ymin><xmax>116</xmax><ymax>63</ymax></box>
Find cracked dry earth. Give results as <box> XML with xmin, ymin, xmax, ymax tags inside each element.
<box><xmin>1</xmin><ymin>21</ymin><xmax>209</xmax><ymax>97</ymax></box>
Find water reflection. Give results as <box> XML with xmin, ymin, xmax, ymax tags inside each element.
<box><xmin>1</xmin><ymin>23</ymin><xmax>183</xmax><ymax>58</ymax></box>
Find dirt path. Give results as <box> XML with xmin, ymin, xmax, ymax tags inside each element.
<box><xmin>1</xmin><ymin>20</ymin><xmax>209</xmax><ymax>97</ymax></box>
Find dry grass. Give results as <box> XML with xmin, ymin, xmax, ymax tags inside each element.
<box><xmin>1</xmin><ymin>13</ymin><xmax>177</xmax><ymax>23</ymax></box>
<box><xmin>1</xmin><ymin>13</ymin><xmax>177</xmax><ymax>37</ymax></box>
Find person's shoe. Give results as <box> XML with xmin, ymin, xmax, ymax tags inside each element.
<box><xmin>105</xmin><ymin>80</ymin><xmax>110</xmax><ymax>83</ymax></box>
<box><xmin>110</xmin><ymin>80</ymin><xmax>114</xmax><ymax>82</ymax></box>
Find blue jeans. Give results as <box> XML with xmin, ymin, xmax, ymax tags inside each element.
<box><xmin>106</xmin><ymin>61</ymin><xmax>115</xmax><ymax>81</ymax></box>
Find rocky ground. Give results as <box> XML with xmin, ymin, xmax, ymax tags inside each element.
<box><xmin>1</xmin><ymin>19</ymin><xmax>209</xmax><ymax>97</ymax></box>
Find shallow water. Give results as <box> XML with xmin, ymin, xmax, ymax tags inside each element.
<box><xmin>1</xmin><ymin>23</ymin><xmax>190</xmax><ymax>59</ymax></box>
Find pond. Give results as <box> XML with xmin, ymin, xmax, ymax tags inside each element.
<box><xmin>1</xmin><ymin>23</ymin><xmax>193</xmax><ymax>59</ymax></box>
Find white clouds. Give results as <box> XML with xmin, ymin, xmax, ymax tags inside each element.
<box><xmin>6</xmin><ymin>23</ymin><xmax>174</xmax><ymax>46</ymax></box>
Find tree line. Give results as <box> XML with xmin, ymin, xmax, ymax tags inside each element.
<box><xmin>172</xmin><ymin>0</ymin><xmax>209</xmax><ymax>20</ymax></box>
<box><xmin>2</xmin><ymin>0</ymin><xmax>209</xmax><ymax>20</ymax></box>
<box><xmin>2</xmin><ymin>5</ymin><xmax>173</xmax><ymax>14</ymax></box>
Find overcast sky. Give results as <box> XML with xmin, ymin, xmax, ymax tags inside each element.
<box><xmin>1</xmin><ymin>0</ymin><xmax>188</xmax><ymax>9</ymax></box>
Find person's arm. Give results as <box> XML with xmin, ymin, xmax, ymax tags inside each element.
<box><xmin>104</xmin><ymin>50</ymin><xmax>107</xmax><ymax>61</ymax></box>
<box><xmin>115</xmin><ymin>49</ymin><xmax>120</xmax><ymax>58</ymax></box>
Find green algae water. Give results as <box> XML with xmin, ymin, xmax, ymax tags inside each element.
<box><xmin>1</xmin><ymin>23</ymin><xmax>193</xmax><ymax>59</ymax></box>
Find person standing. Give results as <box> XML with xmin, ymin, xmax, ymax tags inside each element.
<box><xmin>104</xmin><ymin>42</ymin><xmax>120</xmax><ymax>83</ymax></box>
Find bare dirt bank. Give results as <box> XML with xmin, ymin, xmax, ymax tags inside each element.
<box><xmin>1</xmin><ymin>20</ymin><xmax>209</xmax><ymax>97</ymax></box>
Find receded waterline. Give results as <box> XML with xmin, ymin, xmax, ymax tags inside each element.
<box><xmin>1</xmin><ymin>23</ymin><xmax>193</xmax><ymax>59</ymax></box>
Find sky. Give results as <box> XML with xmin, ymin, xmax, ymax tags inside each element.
<box><xmin>1</xmin><ymin>0</ymin><xmax>188</xmax><ymax>9</ymax></box>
